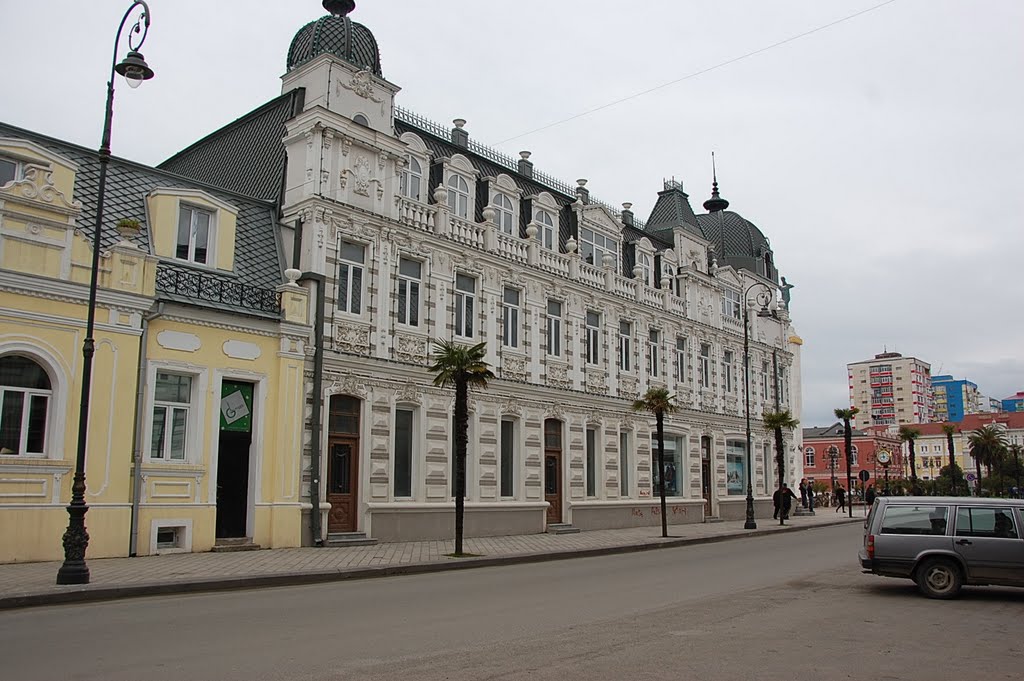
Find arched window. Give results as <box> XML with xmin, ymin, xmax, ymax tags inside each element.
<box><xmin>851</xmin><ymin>445</ymin><xmax>859</xmax><ymax>467</ymax></box>
<box><xmin>804</xmin><ymin>447</ymin><xmax>815</xmax><ymax>467</ymax></box>
<box><xmin>0</xmin><ymin>355</ymin><xmax>51</xmax><ymax>457</ymax></box>
<box><xmin>353</xmin><ymin>113</ymin><xmax>370</xmax><ymax>127</ymax></box>
<box><xmin>536</xmin><ymin>209</ymin><xmax>555</xmax><ymax>250</ymax></box>
<box><xmin>492</xmin><ymin>193</ymin><xmax>514</xmax><ymax>234</ymax></box>
<box><xmin>639</xmin><ymin>253</ymin><xmax>653</xmax><ymax>286</ymax></box>
<box><xmin>447</xmin><ymin>174</ymin><xmax>470</xmax><ymax>219</ymax></box>
<box><xmin>400</xmin><ymin>156</ymin><xmax>422</xmax><ymax>200</ymax></box>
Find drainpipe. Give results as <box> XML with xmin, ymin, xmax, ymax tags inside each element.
<box><xmin>129</xmin><ymin>301</ymin><xmax>164</xmax><ymax>557</ymax></box>
<box><xmin>300</xmin><ymin>271</ymin><xmax>326</xmax><ymax>546</ymax></box>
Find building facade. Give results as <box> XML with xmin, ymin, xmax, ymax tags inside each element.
<box><xmin>1002</xmin><ymin>392</ymin><xmax>1024</xmax><ymax>413</ymax></box>
<box><xmin>930</xmin><ymin>374</ymin><xmax>979</xmax><ymax>422</ymax></box>
<box><xmin>847</xmin><ymin>351</ymin><xmax>931</xmax><ymax>428</ymax></box>
<box><xmin>911</xmin><ymin>412</ymin><xmax>1024</xmax><ymax>485</ymax></box>
<box><xmin>161</xmin><ymin>2</ymin><xmax>805</xmax><ymax>543</ymax></box>
<box><xmin>0</xmin><ymin>126</ymin><xmax>311</xmax><ymax>562</ymax></box>
<box><xmin>802</xmin><ymin>424</ymin><xmax>903</xmax><ymax>493</ymax></box>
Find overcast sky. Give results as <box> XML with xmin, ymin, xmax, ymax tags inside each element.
<box><xmin>3</xmin><ymin>1</ymin><xmax>1021</xmax><ymax>427</ymax></box>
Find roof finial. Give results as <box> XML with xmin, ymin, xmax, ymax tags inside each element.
<box><xmin>702</xmin><ymin>151</ymin><xmax>730</xmax><ymax>212</ymax></box>
<box><xmin>323</xmin><ymin>0</ymin><xmax>355</xmax><ymax>16</ymax></box>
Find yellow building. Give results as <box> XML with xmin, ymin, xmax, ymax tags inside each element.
<box><xmin>0</xmin><ymin>125</ymin><xmax>311</xmax><ymax>562</ymax></box>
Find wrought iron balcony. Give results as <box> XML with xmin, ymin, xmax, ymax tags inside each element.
<box><xmin>156</xmin><ymin>266</ymin><xmax>281</xmax><ymax>314</ymax></box>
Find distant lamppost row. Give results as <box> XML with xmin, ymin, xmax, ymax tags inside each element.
<box><xmin>56</xmin><ymin>1</ymin><xmax>154</xmax><ymax>586</ymax></box>
<box><xmin>742</xmin><ymin>282</ymin><xmax>778</xmax><ymax>530</ymax></box>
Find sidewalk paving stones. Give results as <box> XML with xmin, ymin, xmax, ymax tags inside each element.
<box><xmin>0</xmin><ymin>512</ymin><xmax>864</xmax><ymax>610</ymax></box>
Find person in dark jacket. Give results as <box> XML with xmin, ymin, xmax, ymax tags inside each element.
<box><xmin>865</xmin><ymin>485</ymin><xmax>876</xmax><ymax>507</ymax></box>
<box><xmin>835</xmin><ymin>484</ymin><xmax>847</xmax><ymax>513</ymax></box>
<box><xmin>772</xmin><ymin>487</ymin><xmax>782</xmax><ymax>519</ymax></box>
<box><xmin>780</xmin><ymin>483</ymin><xmax>798</xmax><ymax>519</ymax></box>
<box><xmin>799</xmin><ymin>478</ymin><xmax>808</xmax><ymax>508</ymax></box>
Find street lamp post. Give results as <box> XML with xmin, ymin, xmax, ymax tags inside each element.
<box><xmin>56</xmin><ymin>2</ymin><xmax>154</xmax><ymax>586</ymax></box>
<box><xmin>828</xmin><ymin>446</ymin><xmax>838</xmax><ymax>492</ymax></box>
<box><xmin>742</xmin><ymin>282</ymin><xmax>778</xmax><ymax>530</ymax></box>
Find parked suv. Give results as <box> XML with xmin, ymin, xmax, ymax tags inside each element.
<box><xmin>860</xmin><ymin>496</ymin><xmax>1024</xmax><ymax>598</ymax></box>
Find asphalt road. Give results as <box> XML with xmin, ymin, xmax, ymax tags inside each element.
<box><xmin>2</xmin><ymin>523</ymin><xmax>1022</xmax><ymax>681</ymax></box>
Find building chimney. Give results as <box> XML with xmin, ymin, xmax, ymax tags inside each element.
<box><xmin>576</xmin><ymin>178</ymin><xmax>589</xmax><ymax>204</ymax></box>
<box><xmin>518</xmin><ymin>151</ymin><xmax>533</xmax><ymax>179</ymax></box>
<box><xmin>451</xmin><ymin>118</ymin><xmax>468</xmax><ymax>148</ymax></box>
<box><xmin>621</xmin><ymin>202</ymin><xmax>634</xmax><ymax>226</ymax></box>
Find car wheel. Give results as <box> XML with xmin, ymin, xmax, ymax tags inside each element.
<box><xmin>916</xmin><ymin>558</ymin><xmax>962</xmax><ymax>599</ymax></box>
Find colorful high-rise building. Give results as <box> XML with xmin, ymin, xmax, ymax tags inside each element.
<box><xmin>847</xmin><ymin>351</ymin><xmax>932</xmax><ymax>428</ymax></box>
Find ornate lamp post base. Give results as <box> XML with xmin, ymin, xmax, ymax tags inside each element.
<box><xmin>56</xmin><ymin>493</ymin><xmax>90</xmax><ymax>585</ymax></box>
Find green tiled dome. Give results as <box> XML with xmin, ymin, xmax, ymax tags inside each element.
<box><xmin>287</xmin><ymin>1</ymin><xmax>382</xmax><ymax>76</ymax></box>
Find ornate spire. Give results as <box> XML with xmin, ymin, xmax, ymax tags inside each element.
<box><xmin>323</xmin><ymin>0</ymin><xmax>355</xmax><ymax>16</ymax></box>
<box><xmin>702</xmin><ymin>152</ymin><xmax>730</xmax><ymax>212</ymax></box>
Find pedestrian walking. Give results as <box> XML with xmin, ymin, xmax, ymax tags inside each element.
<box><xmin>772</xmin><ymin>487</ymin><xmax>782</xmax><ymax>520</ymax></box>
<box><xmin>834</xmin><ymin>485</ymin><xmax>846</xmax><ymax>513</ymax></box>
<box><xmin>799</xmin><ymin>478</ymin><xmax>808</xmax><ymax>508</ymax></box>
<box><xmin>865</xmin><ymin>484</ymin><xmax>876</xmax><ymax>507</ymax></box>
<box><xmin>780</xmin><ymin>483</ymin><xmax>798</xmax><ymax>520</ymax></box>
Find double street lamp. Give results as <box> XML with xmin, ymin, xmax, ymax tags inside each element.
<box><xmin>742</xmin><ymin>282</ymin><xmax>778</xmax><ymax>530</ymax></box>
<box><xmin>56</xmin><ymin>2</ymin><xmax>154</xmax><ymax>585</ymax></box>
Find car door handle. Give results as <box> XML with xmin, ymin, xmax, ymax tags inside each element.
<box><xmin>955</xmin><ymin>539</ymin><xmax>972</xmax><ymax>546</ymax></box>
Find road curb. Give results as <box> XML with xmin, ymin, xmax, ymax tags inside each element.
<box><xmin>0</xmin><ymin>518</ymin><xmax>860</xmax><ymax>610</ymax></box>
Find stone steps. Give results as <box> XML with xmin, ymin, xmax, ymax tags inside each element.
<box><xmin>211</xmin><ymin>538</ymin><xmax>262</xmax><ymax>553</ymax></box>
<box><xmin>547</xmin><ymin>523</ymin><xmax>581</xmax><ymax>535</ymax></box>
<box><xmin>326</xmin><ymin>532</ymin><xmax>378</xmax><ymax>547</ymax></box>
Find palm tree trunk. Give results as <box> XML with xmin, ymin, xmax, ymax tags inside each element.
<box><xmin>454</xmin><ymin>377</ymin><xmax>468</xmax><ymax>555</ymax></box>
<box><xmin>656</xmin><ymin>412</ymin><xmax>668</xmax><ymax>538</ymax></box>
<box><xmin>976</xmin><ymin>456</ymin><xmax>983</xmax><ymax>497</ymax></box>
<box><xmin>844</xmin><ymin>421</ymin><xmax>854</xmax><ymax>517</ymax></box>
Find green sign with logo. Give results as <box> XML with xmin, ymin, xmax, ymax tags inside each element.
<box><xmin>220</xmin><ymin>381</ymin><xmax>253</xmax><ymax>433</ymax></box>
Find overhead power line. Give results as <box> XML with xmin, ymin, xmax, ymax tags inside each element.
<box><xmin>495</xmin><ymin>0</ymin><xmax>899</xmax><ymax>145</ymax></box>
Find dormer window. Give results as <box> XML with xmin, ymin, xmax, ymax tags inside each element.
<box><xmin>447</xmin><ymin>174</ymin><xmax>470</xmax><ymax>219</ymax></box>
<box><xmin>492</xmin><ymin>193</ymin><xmax>514</xmax><ymax>234</ymax></box>
<box><xmin>176</xmin><ymin>205</ymin><xmax>212</xmax><ymax>265</ymax></box>
<box><xmin>536</xmin><ymin>209</ymin><xmax>555</xmax><ymax>250</ymax></box>
<box><xmin>400</xmin><ymin>156</ymin><xmax>422</xmax><ymax>201</ymax></box>
<box><xmin>580</xmin><ymin>227</ymin><xmax>618</xmax><ymax>267</ymax></box>
<box><xmin>722</xmin><ymin>288</ymin><xmax>741</xmax><ymax>320</ymax></box>
<box><xmin>0</xmin><ymin>157</ymin><xmax>18</xmax><ymax>186</ymax></box>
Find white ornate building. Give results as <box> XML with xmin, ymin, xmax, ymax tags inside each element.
<box><xmin>160</xmin><ymin>0</ymin><xmax>805</xmax><ymax>544</ymax></box>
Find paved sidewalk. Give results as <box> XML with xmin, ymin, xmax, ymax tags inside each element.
<box><xmin>0</xmin><ymin>512</ymin><xmax>863</xmax><ymax>609</ymax></box>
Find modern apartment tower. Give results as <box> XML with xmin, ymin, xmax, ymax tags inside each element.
<box><xmin>930</xmin><ymin>375</ymin><xmax>980</xmax><ymax>422</ymax></box>
<box><xmin>848</xmin><ymin>351</ymin><xmax>932</xmax><ymax>428</ymax></box>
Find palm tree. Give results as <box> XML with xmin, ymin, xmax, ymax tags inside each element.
<box><xmin>633</xmin><ymin>387</ymin><xmax>678</xmax><ymax>537</ymax></box>
<box><xmin>763</xmin><ymin>410</ymin><xmax>799</xmax><ymax>525</ymax></box>
<box><xmin>835</xmin><ymin>407</ymin><xmax>859</xmax><ymax>517</ymax></box>
<box><xmin>941</xmin><ymin>423</ymin><xmax>958</xmax><ymax>495</ymax></box>
<box><xmin>899</xmin><ymin>425</ymin><xmax>922</xmax><ymax>494</ymax></box>
<box><xmin>967</xmin><ymin>425</ymin><xmax>1008</xmax><ymax>497</ymax></box>
<box><xmin>428</xmin><ymin>339</ymin><xmax>495</xmax><ymax>555</ymax></box>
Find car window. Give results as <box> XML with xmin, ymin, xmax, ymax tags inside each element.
<box><xmin>955</xmin><ymin>507</ymin><xmax>1019</xmax><ymax>539</ymax></box>
<box><xmin>879</xmin><ymin>505</ymin><xmax>949</xmax><ymax>536</ymax></box>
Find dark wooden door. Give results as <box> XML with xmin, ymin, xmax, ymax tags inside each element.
<box><xmin>701</xmin><ymin>436</ymin><xmax>712</xmax><ymax>517</ymax></box>
<box><xmin>216</xmin><ymin>430</ymin><xmax>251</xmax><ymax>538</ymax></box>
<box><xmin>327</xmin><ymin>438</ymin><xmax>358</xmax><ymax>532</ymax></box>
<box><xmin>545</xmin><ymin>452</ymin><xmax>562</xmax><ymax>524</ymax></box>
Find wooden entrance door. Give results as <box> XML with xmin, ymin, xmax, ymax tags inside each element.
<box><xmin>544</xmin><ymin>419</ymin><xmax>563</xmax><ymax>524</ymax></box>
<box><xmin>327</xmin><ymin>438</ymin><xmax>358</xmax><ymax>532</ymax></box>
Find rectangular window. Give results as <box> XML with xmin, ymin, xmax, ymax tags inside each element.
<box><xmin>0</xmin><ymin>157</ymin><xmax>19</xmax><ymax>186</ymax></box>
<box><xmin>454</xmin><ymin>274</ymin><xmax>476</xmax><ymax>338</ymax></box>
<box><xmin>586</xmin><ymin>427</ymin><xmax>597</xmax><ymax>497</ymax></box>
<box><xmin>722</xmin><ymin>288</ymin><xmax>742</xmax><ymax>320</ymax></box>
<box><xmin>502</xmin><ymin>287</ymin><xmax>520</xmax><ymax>348</ymax></box>
<box><xmin>396</xmin><ymin>257</ymin><xmax>421</xmax><ymax>327</ymax></box>
<box><xmin>546</xmin><ymin>299</ymin><xmax>562</xmax><ymax>357</ymax></box>
<box><xmin>676</xmin><ymin>336</ymin><xmax>687</xmax><ymax>383</ymax></box>
<box><xmin>618</xmin><ymin>321</ymin><xmax>632</xmax><ymax>372</ymax></box>
<box><xmin>648</xmin><ymin>329</ymin><xmax>660</xmax><ymax>377</ymax></box>
<box><xmin>338</xmin><ymin>240</ymin><xmax>366</xmax><ymax>314</ymax></box>
<box><xmin>151</xmin><ymin>372</ymin><xmax>191</xmax><ymax>460</ymax></box>
<box><xmin>726</xmin><ymin>440</ymin><xmax>746</xmax><ymax>495</ymax></box>
<box><xmin>0</xmin><ymin>390</ymin><xmax>49</xmax><ymax>457</ymax></box>
<box><xmin>699</xmin><ymin>343</ymin><xmax>711</xmax><ymax>388</ymax></box>
<box><xmin>619</xmin><ymin>430</ymin><xmax>630</xmax><ymax>497</ymax></box>
<box><xmin>579</xmin><ymin>227</ymin><xmax>619</xmax><ymax>267</ymax></box>
<box><xmin>804</xmin><ymin>447</ymin><xmax>815</xmax><ymax>467</ymax></box>
<box><xmin>722</xmin><ymin>350</ymin><xmax>734</xmax><ymax>393</ymax></box>
<box><xmin>651</xmin><ymin>435</ymin><xmax>680</xmax><ymax>497</ymax></box>
<box><xmin>176</xmin><ymin>205</ymin><xmax>212</xmax><ymax>264</ymax></box>
<box><xmin>585</xmin><ymin>311</ymin><xmax>601</xmax><ymax>365</ymax></box>
<box><xmin>881</xmin><ymin>505</ymin><xmax>948</xmax><ymax>535</ymax></box>
<box><xmin>500</xmin><ymin>419</ymin><xmax>515</xmax><ymax>498</ymax></box>
<box><xmin>394</xmin><ymin>408</ymin><xmax>413</xmax><ymax>497</ymax></box>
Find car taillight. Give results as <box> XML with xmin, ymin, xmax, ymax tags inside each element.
<box><xmin>866</xmin><ymin>534</ymin><xmax>875</xmax><ymax>559</ymax></box>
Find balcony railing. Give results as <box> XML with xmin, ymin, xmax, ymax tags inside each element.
<box><xmin>156</xmin><ymin>267</ymin><xmax>281</xmax><ymax>314</ymax></box>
